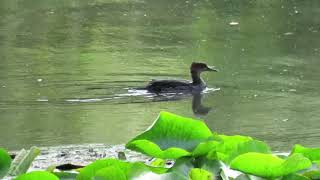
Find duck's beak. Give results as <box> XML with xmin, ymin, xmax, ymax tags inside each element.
<box><xmin>207</xmin><ymin>66</ymin><xmax>219</xmax><ymax>72</ymax></box>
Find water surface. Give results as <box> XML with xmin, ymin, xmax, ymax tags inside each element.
<box><xmin>0</xmin><ymin>0</ymin><xmax>320</xmax><ymax>151</ymax></box>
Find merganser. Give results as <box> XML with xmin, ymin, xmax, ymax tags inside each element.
<box><xmin>146</xmin><ymin>62</ymin><xmax>218</xmax><ymax>93</ymax></box>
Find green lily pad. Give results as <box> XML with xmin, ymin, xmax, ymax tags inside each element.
<box><xmin>189</xmin><ymin>168</ymin><xmax>213</xmax><ymax>180</ymax></box>
<box><xmin>127</xmin><ymin>140</ymin><xmax>191</xmax><ymax>159</ymax></box>
<box><xmin>15</xmin><ymin>171</ymin><xmax>59</xmax><ymax>180</ymax></box>
<box><xmin>192</xmin><ymin>141</ymin><xmax>220</xmax><ymax>157</ymax></box>
<box><xmin>230</xmin><ymin>153</ymin><xmax>312</xmax><ymax>178</ymax></box>
<box><xmin>126</xmin><ymin>111</ymin><xmax>214</xmax><ymax>159</ymax></box>
<box><xmin>77</xmin><ymin>159</ymin><xmax>131</xmax><ymax>180</ymax></box>
<box><xmin>0</xmin><ymin>148</ymin><xmax>12</xmax><ymax>178</ymax></box>
<box><xmin>291</xmin><ymin>144</ymin><xmax>320</xmax><ymax>161</ymax></box>
<box><xmin>93</xmin><ymin>166</ymin><xmax>127</xmax><ymax>180</ymax></box>
<box><xmin>53</xmin><ymin>172</ymin><xmax>78</xmax><ymax>180</ymax></box>
<box><xmin>205</xmin><ymin>135</ymin><xmax>270</xmax><ymax>164</ymax></box>
<box><xmin>77</xmin><ymin>158</ymin><xmax>166</xmax><ymax>180</ymax></box>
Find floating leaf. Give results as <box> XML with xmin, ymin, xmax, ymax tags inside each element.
<box><xmin>8</xmin><ymin>147</ymin><xmax>40</xmax><ymax>176</ymax></box>
<box><xmin>189</xmin><ymin>168</ymin><xmax>213</xmax><ymax>180</ymax></box>
<box><xmin>0</xmin><ymin>148</ymin><xmax>11</xmax><ymax>178</ymax></box>
<box><xmin>230</xmin><ymin>153</ymin><xmax>312</xmax><ymax>178</ymax></box>
<box><xmin>127</xmin><ymin>140</ymin><xmax>191</xmax><ymax>159</ymax></box>
<box><xmin>77</xmin><ymin>158</ymin><xmax>166</xmax><ymax>180</ymax></box>
<box><xmin>53</xmin><ymin>172</ymin><xmax>78</xmax><ymax>180</ymax></box>
<box><xmin>15</xmin><ymin>171</ymin><xmax>59</xmax><ymax>180</ymax></box>
<box><xmin>126</xmin><ymin>111</ymin><xmax>214</xmax><ymax>159</ymax></box>
<box><xmin>192</xmin><ymin>141</ymin><xmax>220</xmax><ymax>157</ymax></box>
<box><xmin>77</xmin><ymin>159</ymin><xmax>129</xmax><ymax>180</ymax></box>
<box><xmin>206</xmin><ymin>135</ymin><xmax>270</xmax><ymax>164</ymax></box>
<box><xmin>291</xmin><ymin>144</ymin><xmax>320</xmax><ymax>161</ymax></box>
<box><xmin>93</xmin><ymin>166</ymin><xmax>126</xmax><ymax>180</ymax></box>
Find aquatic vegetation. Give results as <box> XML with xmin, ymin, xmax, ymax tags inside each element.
<box><xmin>1</xmin><ymin>111</ymin><xmax>320</xmax><ymax>179</ymax></box>
<box><xmin>291</xmin><ymin>145</ymin><xmax>320</xmax><ymax>162</ymax></box>
<box><xmin>189</xmin><ymin>168</ymin><xmax>213</xmax><ymax>180</ymax></box>
<box><xmin>230</xmin><ymin>153</ymin><xmax>311</xmax><ymax>178</ymax></box>
<box><xmin>15</xmin><ymin>171</ymin><xmax>59</xmax><ymax>180</ymax></box>
<box><xmin>0</xmin><ymin>148</ymin><xmax>11</xmax><ymax>178</ymax></box>
<box><xmin>126</xmin><ymin>111</ymin><xmax>215</xmax><ymax>159</ymax></box>
<box><xmin>8</xmin><ymin>147</ymin><xmax>40</xmax><ymax>176</ymax></box>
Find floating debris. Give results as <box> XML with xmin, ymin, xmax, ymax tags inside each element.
<box><xmin>229</xmin><ymin>21</ymin><xmax>239</xmax><ymax>26</ymax></box>
<box><xmin>284</xmin><ymin>32</ymin><xmax>294</xmax><ymax>36</ymax></box>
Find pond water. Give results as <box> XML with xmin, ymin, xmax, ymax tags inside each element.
<box><xmin>0</xmin><ymin>0</ymin><xmax>320</xmax><ymax>151</ymax></box>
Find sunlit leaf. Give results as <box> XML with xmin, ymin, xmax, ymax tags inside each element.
<box><xmin>291</xmin><ymin>144</ymin><xmax>320</xmax><ymax>161</ymax></box>
<box><xmin>15</xmin><ymin>171</ymin><xmax>59</xmax><ymax>180</ymax></box>
<box><xmin>206</xmin><ymin>135</ymin><xmax>270</xmax><ymax>164</ymax></box>
<box><xmin>230</xmin><ymin>153</ymin><xmax>312</xmax><ymax>178</ymax></box>
<box><xmin>77</xmin><ymin>158</ymin><xmax>166</xmax><ymax>180</ymax></box>
<box><xmin>0</xmin><ymin>148</ymin><xmax>12</xmax><ymax>178</ymax></box>
<box><xmin>127</xmin><ymin>140</ymin><xmax>191</xmax><ymax>159</ymax></box>
<box><xmin>126</xmin><ymin>111</ymin><xmax>214</xmax><ymax>159</ymax></box>
<box><xmin>192</xmin><ymin>141</ymin><xmax>220</xmax><ymax>157</ymax></box>
<box><xmin>189</xmin><ymin>168</ymin><xmax>213</xmax><ymax>180</ymax></box>
<box><xmin>53</xmin><ymin>172</ymin><xmax>78</xmax><ymax>180</ymax></box>
<box><xmin>77</xmin><ymin>159</ymin><xmax>129</xmax><ymax>180</ymax></box>
<box><xmin>93</xmin><ymin>166</ymin><xmax>126</xmax><ymax>180</ymax></box>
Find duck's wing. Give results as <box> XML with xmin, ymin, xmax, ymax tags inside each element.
<box><xmin>146</xmin><ymin>80</ymin><xmax>192</xmax><ymax>93</ymax></box>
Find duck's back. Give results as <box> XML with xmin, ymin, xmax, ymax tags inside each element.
<box><xmin>146</xmin><ymin>80</ymin><xmax>192</xmax><ymax>93</ymax></box>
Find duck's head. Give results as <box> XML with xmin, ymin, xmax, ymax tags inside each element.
<box><xmin>190</xmin><ymin>62</ymin><xmax>218</xmax><ymax>73</ymax></box>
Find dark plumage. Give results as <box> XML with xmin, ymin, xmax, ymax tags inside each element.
<box><xmin>146</xmin><ymin>62</ymin><xmax>218</xmax><ymax>93</ymax></box>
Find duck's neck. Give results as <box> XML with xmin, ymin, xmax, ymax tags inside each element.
<box><xmin>191</xmin><ymin>71</ymin><xmax>204</xmax><ymax>85</ymax></box>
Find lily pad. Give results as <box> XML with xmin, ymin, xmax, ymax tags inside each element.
<box><xmin>127</xmin><ymin>140</ymin><xmax>191</xmax><ymax>159</ymax></box>
<box><xmin>189</xmin><ymin>168</ymin><xmax>213</xmax><ymax>180</ymax></box>
<box><xmin>206</xmin><ymin>135</ymin><xmax>270</xmax><ymax>164</ymax></box>
<box><xmin>126</xmin><ymin>111</ymin><xmax>214</xmax><ymax>159</ymax></box>
<box><xmin>0</xmin><ymin>148</ymin><xmax>11</xmax><ymax>178</ymax></box>
<box><xmin>93</xmin><ymin>166</ymin><xmax>127</xmax><ymax>180</ymax></box>
<box><xmin>230</xmin><ymin>153</ymin><xmax>312</xmax><ymax>178</ymax></box>
<box><xmin>15</xmin><ymin>171</ymin><xmax>59</xmax><ymax>180</ymax></box>
<box><xmin>291</xmin><ymin>144</ymin><xmax>320</xmax><ymax>161</ymax></box>
<box><xmin>77</xmin><ymin>158</ymin><xmax>166</xmax><ymax>180</ymax></box>
<box><xmin>192</xmin><ymin>141</ymin><xmax>220</xmax><ymax>157</ymax></box>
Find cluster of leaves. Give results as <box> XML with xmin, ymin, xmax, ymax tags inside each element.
<box><xmin>1</xmin><ymin>111</ymin><xmax>320</xmax><ymax>180</ymax></box>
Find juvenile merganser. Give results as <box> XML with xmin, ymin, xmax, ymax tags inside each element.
<box><xmin>146</xmin><ymin>62</ymin><xmax>218</xmax><ymax>93</ymax></box>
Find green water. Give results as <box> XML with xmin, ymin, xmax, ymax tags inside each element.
<box><xmin>0</xmin><ymin>0</ymin><xmax>320</xmax><ymax>151</ymax></box>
